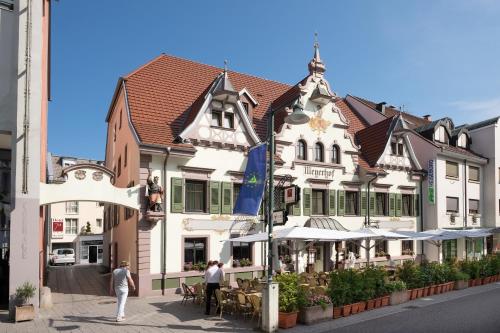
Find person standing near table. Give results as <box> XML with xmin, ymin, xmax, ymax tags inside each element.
<box><xmin>110</xmin><ymin>261</ymin><xmax>136</xmax><ymax>322</ymax></box>
<box><xmin>204</xmin><ymin>260</ymin><xmax>223</xmax><ymax>315</ymax></box>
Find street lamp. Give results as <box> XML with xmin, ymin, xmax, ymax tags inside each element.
<box><xmin>262</xmin><ymin>100</ymin><xmax>310</xmax><ymax>332</ymax></box>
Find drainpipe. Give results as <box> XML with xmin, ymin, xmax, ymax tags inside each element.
<box><xmin>161</xmin><ymin>148</ymin><xmax>170</xmax><ymax>296</ymax></box>
<box><xmin>419</xmin><ymin>176</ymin><xmax>424</xmax><ymax>256</ymax></box>
<box><xmin>464</xmin><ymin>159</ymin><xmax>468</xmax><ymax>259</ymax></box>
<box><xmin>22</xmin><ymin>0</ymin><xmax>33</xmax><ymax>194</ymax></box>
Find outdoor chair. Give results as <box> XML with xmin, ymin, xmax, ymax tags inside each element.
<box><xmin>181</xmin><ymin>283</ymin><xmax>196</xmax><ymax>304</ymax></box>
<box><xmin>193</xmin><ymin>283</ymin><xmax>205</xmax><ymax>305</ymax></box>
<box><xmin>241</xmin><ymin>280</ymin><xmax>250</xmax><ymax>291</ymax></box>
<box><xmin>222</xmin><ymin>279</ymin><xmax>230</xmax><ymax>288</ymax></box>
<box><xmin>248</xmin><ymin>294</ymin><xmax>262</xmax><ymax>326</ymax></box>
<box><xmin>254</xmin><ymin>283</ymin><xmax>264</xmax><ymax>292</ymax></box>
<box><xmin>215</xmin><ymin>289</ymin><xmax>235</xmax><ymax>319</ymax></box>
<box><xmin>313</xmin><ymin>286</ymin><xmax>326</xmax><ymax>296</ymax></box>
<box><xmin>235</xmin><ymin>291</ymin><xmax>253</xmax><ymax>319</ymax></box>
<box><xmin>236</xmin><ymin>278</ymin><xmax>243</xmax><ymax>289</ymax></box>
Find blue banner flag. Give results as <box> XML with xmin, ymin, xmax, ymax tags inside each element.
<box><xmin>233</xmin><ymin>143</ymin><xmax>267</xmax><ymax>216</ymax></box>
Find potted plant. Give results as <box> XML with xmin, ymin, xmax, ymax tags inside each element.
<box><xmin>454</xmin><ymin>271</ymin><xmax>470</xmax><ymax>290</ymax></box>
<box><xmin>276</xmin><ymin>273</ymin><xmax>300</xmax><ymax>329</ymax></box>
<box><xmin>183</xmin><ymin>262</ymin><xmax>193</xmax><ymax>271</ymax></box>
<box><xmin>298</xmin><ymin>294</ymin><xmax>333</xmax><ymax>324</ymax></box>
<box><xmin>14</xmin><ymin>282</ymin><xmax>36</xmax><ymax>322</ymax></box>
<box><xmin>387</xmin><ymin>280</ymin><xmax>408</xmax><ymax>305</ymax></box>
<box><xmin>232</xmin><ymin>259</ymin><xmax>241</xmax><ymax>268</ymax></box>
<box><xmin>328</xmin><ymin>272</ymin><xmax>346</xmax><ymax>319</ymax></box>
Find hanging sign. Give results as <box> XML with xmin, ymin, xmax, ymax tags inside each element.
<box><xmin>52</xmin><ymin>218</ymin><xmax>64</xmax><ymax>239</ymax></box>
<box><xmin>428</xmin><ymin>160</ymin><xmax>435</xmax><ymax>205</ymax></box>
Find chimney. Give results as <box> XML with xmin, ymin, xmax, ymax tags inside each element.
<box><xmin>376</xmin><ymin>102</ymin><xmax>387</xmax><ymax>115</ymax></box>
<box><xmin>423</xmin><ymin>114</ymin><xmax>432</xmax><ymax>121</ymax></box>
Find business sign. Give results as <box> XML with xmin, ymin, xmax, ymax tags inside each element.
<box><xmin>303</xmin><ymin>166</ymin><xmax>335</xmax><ymax>179</ymax></box>
<box><xmin>52</xmin><ymin>218</ymin><xmax>64</xmax><ymax>239</ymax></box>
<box><xmin>427</xmin><ymin>160</ymin><xmax>435</xmax><ymax>205</ymax></box>
<box><xmin>273</xmin><ymin>210</ymin><xmax>285</xmax><ymax>226</ymax></box>
<box><xmin>284</xmin><ymin>185</ymin><xmax>300</xmax><ymax>204</ymax></box>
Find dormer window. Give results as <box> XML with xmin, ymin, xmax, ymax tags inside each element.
<box><xmin>457</xmin><ymin>133</ymin><xmax>468</xmax><ymax>148</ymax></box>
<box><xmin>210</xmin><ymin>103</ymin><xmax>234</xmax><ymax>129</ymax></box>
<box><xmin>391</xmin><ymin>141</ymin><xmax>404</xmax><ymax>156</ymax></box>
<box><xmin>242</xmin><ymin>102</ymin><xmax>249</xmax><ymax>114</ymax></box>
<box><xmin>434</xmin><ymin>126</ymin><xmax>448</xmax><ymax>144</ymax></box>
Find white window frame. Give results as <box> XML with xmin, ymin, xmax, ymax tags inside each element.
<box><xmin>65</xmin><ymin>201</ymin><xmax>79</xmax><ymax>214</ymax></box>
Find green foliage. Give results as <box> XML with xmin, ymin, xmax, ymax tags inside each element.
<box><xmin>275</xmin><ymin>273</ymin><xmax>302</xmax><ymax>313</ymax></box>
<box><xmin>454</xmin><ymin>271</ymin><xmax>470</xmax><ymax>281</ymax></box>
<box><xmin>15</xmin><ymin>282</ymin><xmax>36</xmax><ymax>304</ymax></box>
<box><xmin>85</xmin><ymin>222</ymin><xmax>92</xmax><ymax>233</ymax></box>
<box><xmin>385</xmin><ymin>280</ymin><xmax>407</xmax><ymax>293</ymax></box>
<box><xmin>239</xmin><ymin>258</ymin><xmax>252</xmax><ymax>267</ymax></box>
<box><xmin>396</xmin><ymin>261</ymin><xmax>422</xmax><ymax>289</ymax></box>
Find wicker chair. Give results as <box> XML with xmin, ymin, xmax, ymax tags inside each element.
<box><xmin>236</xmin><ymin>278</ymin><xmax>243</xmax><ymax>289</ymax></box>
<box><xmin>241</xmin><ymin>280</ymin><xmax>251</xmax><ymax>292</ymax></box>
<box><xmin>193</xmin><ymin>283</ymin><xmax>205</xmax><ymax>305</ymax></box>
<box><xmin>248</xmin><ymin>294</ymin><xmax>262</xmax><ymax>325</ymax></box>
<box><xmin>181</xmin><ymin>283</ymin><xmax>196</xmax><ymax>305</ymax></box>
<box><xmin>235</xmin><ymin>291</ymin><xmax>253</xmax><ymax>319</ymax></box>
<box><xmin>215</xmin><ymin>289</ymin><xmax>235</xmax><ymax>319</ymax></box>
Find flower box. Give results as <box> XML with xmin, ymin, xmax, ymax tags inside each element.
<box><xmin>333</xmin><ymin>306</ymin><xmax>342</xmax><ymax>319</ymax></box>
<box><xmin>342</xmin><ymin>304</ymin><xmax>352</xmax><ymax>317</ymax></box>
<box><xmin>454</xmin><ymin>280</ymin><xmax>469</xmax><ymax>290</ymax></box>
<box><xmin>390</xmin><ymin>290</ymin><xmax>409</xmax><ymax>306</ymax></box>
<box><xmin>15</xmin><ymin>304</ymin><xmax>35</xmax><ymax>322</ymax></box>
<box><xmin>298</xmin><ymin>304</ymin><xmax>333</xmax><ymax>325</ymax></box>
<box><xmin>279</xmin><ymin>312</ymin><xmax>298</xmax><ymax>329</ymax></box>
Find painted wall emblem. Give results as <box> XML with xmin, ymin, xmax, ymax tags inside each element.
<box><xmin>92</xmin><ymin>171</ymin><xmax>103</xmax><ymax>181</ymax></box>
<box><xmin>308</xmin><ymin>111</ymin><xmax>331</xmax><ymax>135</ymax></box>
<box><xmin>74</xmin><ymin>170</ymin><xmax>86</xmax><ymax>180</ymax></box>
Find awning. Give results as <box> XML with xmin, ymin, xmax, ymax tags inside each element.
<box><xmin>304</xmin><ymin>217</ymin><xmax>349</xmax><ymax>231</ymax></box>
<box><xmin>351</xmin><ymin>227</ymin><xmax>409</xmax><ymax>240</ymax></box>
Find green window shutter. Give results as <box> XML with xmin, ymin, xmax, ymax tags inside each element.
<box><xmin>303</xmin><ymin>188</ymin><xmax>311</xmax><ymax>216</ymax></box>
<box><xmin>329</xmin><ymin>190</ymin><xmax>336</xmax><ymax>216</ymax></box>
<box><xmin>414</xmin><ymin>194</ymin><xmax>420</xmax><ymax>216</ymax></box>
<box><xmin>337</xmin><ymin>190</ymin><xmax>345</xmax><ymax>216</ymax></box>
<box><xmin>171</xmin><ymin>177</ymin><xmax>184</xmax><ymax>213</ymax></box>
<box><xmin>395</xmin><ymin>193</ymin><xmax>402</xmax><ymax>217</ymax></box>
<box><xmin>369</xmin><ymin>192</ymin><xmax>375</xmax><ymax>215</ymax></box>
<box><xmin>360</xmin><ymin>191</ymin><xmax>367</xmax><ymax>217</ymax></box>
<box><xmin>292</xmin><ymin>199</ymin><xmax>301</xmax><ymax>216</ymax></box>
<box><xmin>221</xmin><ymin>182</ymin><xmax>232</xmax><ymax>214</ymax></box>
<box><xmin>389</xmin><ymin>193</ymin><xmax>396</xmax><ymax>217</ymax></box>
<box><xmin>209</xmin><ymin>181</ymin><xmax>221</xmax><ymax>214</ymax></box>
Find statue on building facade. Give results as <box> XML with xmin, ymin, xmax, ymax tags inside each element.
<box><xmin>147</xmin><ymin>170</ymin><xmax>164</xmax><ymax>212</ymax></box>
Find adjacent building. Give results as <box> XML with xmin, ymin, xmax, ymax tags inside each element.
<box><xmin>103</xmin><ymin>46</ymin><xmax>427</xmax><ymax>296</ymax></box>
<box><xmin>0</xmin><ymin>0</ymin><xmax>51</xmax><ymax>312</ymax></box>
<box><xmin>46</xmin><ymin>154</ymin><xmax>104</xmax><ymax>264</ymax></box>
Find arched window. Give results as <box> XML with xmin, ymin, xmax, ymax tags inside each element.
<box><xmin>314</xmin><ymin>142</ymin><xmax>324</xmax><ymax>162</ymax></box>
<box><xmin>332</xmin><ymin>145</ymin><xmax>340</xmax><ymax>164</ymax></box>
<box><xmin>297</xmin><ymin>140</ymin><xmax>307</xmax><ymax>160</ymax></box>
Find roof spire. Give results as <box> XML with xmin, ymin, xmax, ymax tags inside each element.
<box><xmin>224</xmin><ymin>59</ymin><xmax>228</xmax><ymax>74</ymax></box>
<box><xmin>308</xmin><ymin>32</ymin><xmax>326</xmax><ymax>76</ymax></box>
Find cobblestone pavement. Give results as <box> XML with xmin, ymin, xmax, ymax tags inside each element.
<box><xmin>0</xmin><ymin>265</ymin><xmax>256</xmax><ymax>333</ymax></box>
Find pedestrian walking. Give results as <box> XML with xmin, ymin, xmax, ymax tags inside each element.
<box><xmin>204</xmin><ymin>260</ymin><xmax>223</xmax><ymax>315</ymax></box>
<box><xmin>110</xmin><ymin>260</ymin><xmax>136</xmax><ymax>322</ymax></box>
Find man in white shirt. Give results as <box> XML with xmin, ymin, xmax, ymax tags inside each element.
<box><xmin>110</xmin><ymin>261</ymin><xmax>136</xmax><ymax>322</ymax></box>
<box><xmin>204</xmin><ymin>261</ymin><xmax>223</xmax><ymax>315</ymax></box>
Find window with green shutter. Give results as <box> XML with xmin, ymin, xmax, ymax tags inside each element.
<box><xmin>369</xmin><ymin>192</ymin><xmax>375</xmax><ymax>216</ymax></box>
<box><xmin>389</xmin><ymin>193</ymin><xmax>396</xmax><ymax>217</ymax></box>
<box><xmin>221</xmin><ymin>182</ymin><xmax>232</xmax><ymax>214</ymax></box>
<box><xmin>360</xmin><ymin>191</ymin><xmax>367</xmax><ymax>217</ymax></box>
<box><xmin>303</xmin><ymin>188</ymin><xmax>311</xmax><ymax>216</ymax></box>
<box><xmin>337</xmin><ymin>190</ymin><xmax>345</xmax><ymax>216</ymax></box>
<box><xmin>209</xmin><ymin>181</ymin><xmax>221</xmax><ymax>214</ymax></box>
<box><xmin>414</xmin><ymin>194</ymin><xmax>420</xmax><ymax>216</ymax></box>
<box><xmin>171</xmin><ymin>177</ymin><xmax>184</xmax><ymax>213</ymax></box>
<box><xmin>395</xmin><ymin>193</ymin><xmax>402</xmax><ymax>217</ymax></box>
<box><xmin>329</xmin><ymin>190</ymin><xmax>336</xmax><ymax>216</ymax></box>
<box><xmin>292</xmin><ymin>200</ymin><xmax>301</xmax><ymax>216</ymax></box>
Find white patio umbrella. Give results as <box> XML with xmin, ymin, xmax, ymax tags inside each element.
<box><xmin>349</xmin><ymin>227</ymin><xmax>409</xmax><ymax>265</ymax></box>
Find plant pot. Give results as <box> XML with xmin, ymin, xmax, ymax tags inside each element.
<box><xmin>374</xmin><ymin>298</ymin><xmax>382</xmax><ymax>308</ymax></box>
<box><xmin>390</xmin><ymin>290</ymin><xmax>409</xmax><ymax>305</ymax></box>
<box><xmin>298</xmin><ymin>304</ymin><xmax>333</xmax><ymax>325</ymax></box>
<box><xmin>278</xmin><ymin>311</ymin><xmax>298</xmax><ymax>329</ymax></box>
<box><xmin>366</xmin><ymin>299</ymin><xmax>375</xmax><ymax>310</ymax></box>
<box><xmin>423</xmin><ymin>286</ymin><xmax>430</xmax><ymax>297</ymax></box>
<box><xmin>416</xmin><ymin>288</ymin><xmax>424</xmax><ymax>298</ymax></box>
<box><xmin>454</xmin><ymin>280</ymin><xmax>468</xmax><ymax>290</ymax></box>
<box><xmin>435</xmin><ymin>285</ymin><xmax>442</xmax><ymax>294</ymax></box>
<box><xmin>358</xmin><ymin>301</ymin><xmax>366</xmax><ymax>312</ymax></box>
<box><xmin>15</xmin><ymin>304</ymin><xmax>35</xmax><ymax>322</ymax></box>
<box><xmin>474</xmin><ymin>278</ymin><xmax>482</xmax><ymax>286</ymax></box>
<box><xmin>342</xmin><ymin>304</ymin><xmax>352</xmax><ymax>317</ymax></box>
<box><xmin>440</xmin><ymin>283</ymin><xmax>447</xmax><ymax>293</ymax></box>
<box><xmin>449</xmin><ymin>282</ymin><xmax>455</xmax><ymax>291</ymax></box>
<box><xmin>333</xmin><ymin>306</ymin><xmax>342</xmax><ymax>319</ymax></box>
<box><xmin>381</xmin><ymin>296</ymin><xmax>390</xmax><ymax>307</ymax></box>
<box><xmin>351</xmin><ymin>302</ymin><xmax>361</xmax><ymax>314</ymax></box>
<box><xmin>410</xmin><ymin>289</ymin><xmax>418</xmax><ymax>300</ymax></box>
<box><xmin>482</xmin><ymin>277</ymin><xmax>489</xmax><ymax>285</ymax></box>
<box><xmin>428</xmin><ymin>285</ymin><xmax>435</xmax><ymax>296</ymax></box>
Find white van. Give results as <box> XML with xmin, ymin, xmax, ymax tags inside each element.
<box><xmin>50</xmin><ymin>248</ymin><xmax>76</xmax><ymax>265</ymax></box>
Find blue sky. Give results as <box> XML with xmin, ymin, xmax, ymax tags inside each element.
<box><xmin>49</xmin><ymin>0</ymin><xmax>500</xmax><ymax>160</ymax></box>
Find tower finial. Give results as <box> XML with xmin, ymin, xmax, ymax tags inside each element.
<box><xmin>308</xmin><ymin>32</ymin><xmax>326</xmax><ymax>75</ymax></box>
<box><xmin>224</xmin><ymin>59</ymin><xmax>228</xmax><ymax>73</ymax></box>
<box><xmin>314</xmin><ymin>32</ymin><xmax>319</xmax><ymax>50</ymax></box>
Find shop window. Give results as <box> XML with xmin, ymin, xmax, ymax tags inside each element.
<box><xmin>468</xmin><ymin>166</ymin><xmax>479</xmax><ymax>182</ymax></box>
<box><xmin>346</xmin><ymin>240</ymin><xmax>361</xmax><ymax>257</ymax></box>
<box><xmin>65</xmin><ymin>218</ymin><xmax>78</xmax><ymax>234</ymax></box>
<box><xmin>184</xmin><ymin>238</ymin><xmax>207</xmax><ymax>269</ymax></box>
<box><xmin>185</xmin><ymin>180</ymin><xmax>207</xmax><ymax>213</ymax></box>
<box><xmin>402</xmin><ymin>240</ymin><xmax>414</xmax><ymax>255</ymax></box>
<box><xmin>65</xmin><ymin>201</ymin><xmax>79</xmax><ymax>214</ymax></box>
<box><xmin>312</xmin><ymin>189</ymin><xmax>326</xmax><ymax>215</ymax></box>
<box><xmin>345</xmin><ymin>191</ymin><xmax>359</xmax><ymax>215</ymax></box>
<box><xmin>375</xmin><ymin>193</ymin><xmax>388</xmax><ymax>216</ymax></box>
<box><xmin>443</xmin><ymin>239</ymin><xmax>457</xmax><ymax>260</ymax></box>
<box><xmin>231</xmin><ymin>234</ymin><xmax>253</xmax><ymax>265</ymax></box>
<box><xmin>297</xmin><ymin>140</ymin><xmax>307</xmax><ymax>160</ymax></box>
<box><xmin>469</xmin><ymin>199</ymin><xmax>479</xmax><ymax>215</ymax></box>
<box><xmin>446</xmin><ymin>196</ymin><xmax>459</xmax><ymax>213</ymax></box>
<box><xmin>446</xmin><ymin>161</ymin><xmax>459</xmax><ymax>179</ymax></box>
<box><xmin>374</xmin><ymin>240</ymin><xmax>388</xmax><ymax>257</ymax></box>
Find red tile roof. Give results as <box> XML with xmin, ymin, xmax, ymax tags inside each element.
<box><xmin>356</xmin><ymin>117</ymin><xmax>395</xmax><ymax>167</ymax></box>
<box><xmin>122</xmin><ymin>54</ymin><xmax>291</xmax><ymax>147</ymax></box>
